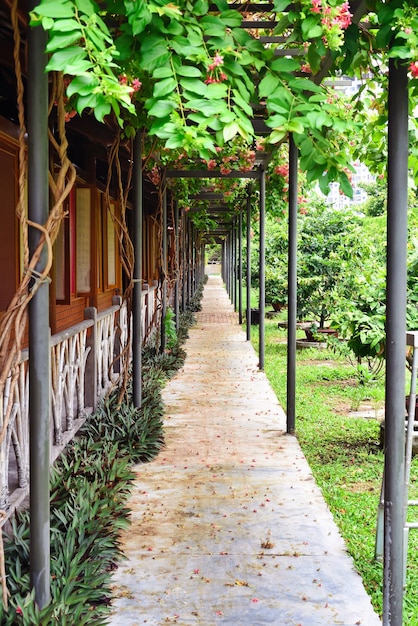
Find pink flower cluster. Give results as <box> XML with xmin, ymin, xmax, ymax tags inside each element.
<box><xmin>206</xmin><ymin>148</ymin><xmax>256</xmax><ymax>174</ymax></box>
<box><xmin>274</xmin><ymin>164</ymin><xmax>289</xmax><ymax>180</ymax></box>
<box><xmin>409</xmin><ymin>61</ymin><xmax>418</xmax><ymax>78</ymax></box>
<box><xmin>205</xmin><ymin>53</ymin><xmax>228</xmax><ymax>84</ymax></box>
<box><xmin>321</xmin><ymin>3</ymin><xmax>352</xmax><ymax>29</ymax></box>
<box><xmin>311</xmin><ymin>0</ymin><xmax>352</xmax><ymax>29</ymax></box>
<box><xmin>119</xmin><ymin>74</ymin><xmax>142</xmax><ymax>95</ymax></box>
<box><xmin>311</xmin><ymin>0</ymin><xmax>353</xmax><ymax>30</ymax></box>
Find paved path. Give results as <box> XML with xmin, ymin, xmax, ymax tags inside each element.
<box><xmin>109</xmin><ymin>275</ymin><xmax>381</xmax><ymax>626</ymax></box>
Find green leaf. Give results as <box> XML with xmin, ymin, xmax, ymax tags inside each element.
<box><xmin>207</xmin><ymin>117</ymin><xmax>223</xmax><ymax>131</ymax></box>
<box><xmin>301</xmin><ymin>16</ymin><xmax>323</xmax><ymax>39</ymax></box>
<box><xmin>165</xmin><ymin>134</ymin><xmax>186</xmax><ymax>149</ymax></box>
<box><xmin>193</xmin><ymin>0</ymin><xmax>209</xmax><ymax>15</ymax></box>
<box><xmin>66</xmin><ymin>74</ymin><xmax>99</xmax><ymax>97</ymax></box>
<box><xmin>75</xmin><ymin>0</ymin><xmax>95</xmax><ymax>15</ymax></box>
<box><xmin>62</xmin><ymin>59</ymin><xmax>93</xmax><ymax>74</ymax></box>
<box><xmin>223</xmin><ymin>59</ymin><xmax>246</xmax><ymax>77</ymax></box>
<box><xmin>234</xmin><ymin>111</ymin><xmax>254</xmax><ymax>138</ymax></box>
<box><xmin>200</xmin><ymin>15</ymin><xmax>226</xmax><ymax>37</ymax></box>
<box><xmin>31</xmin><ymin>0</ymin><xmax>74</xmax><ymax>19</ymax></box>
<box><xmin>176</xmin><ymin>66</ymin><xmax>202</xmax><ymax>78</ymax></box>
<box><xmin>265</xmin><ymin>114</ymin><xmax>288</xmax><ymax>128</ymax></box>
<box><xmin>153</xmin><ymin>77</ymin><xmax>178</xmax><ymax>98</ymax></box>
<box><xmin>270</xmin><ymin>57</ymin><xmax>300</xmax><ymax>73</ymax></box>
<box><xmin>153</xmin><ymin>66</ymin><xmax>173</xmax><ymax>79</ymax></box>
<box><xmin>186</xmin><ymin>99</ymin><xmax>220</xmax><ymax>116</ymax></box>
<box><xmin>148</xmin><ymin>119</ymin><xmax>176</xmax><ymax>137</ymax></box>
<box><xmin>50</xmin><ymin>18</ymin><xmax>81</xmax><ymax>32</ymax></box>
<box><xmin>273</xmin><ymin>0</ymin><xmax>292</xmax><ymax>10</ymax></box>
<box><xmin>46</xmin><ymin>31</ymin><xmax>82</xmax><ymax>52</ymax></box>
<box><xmin>140</xmin><ymin>36</ymin><xmax>170</xmax><ymax>71</ymax></box>
<box><xmin>45</xmin><ymin>46</ymin><xmax>87</xmax><ymax>71</ymax></box>
<box><xmin>375</xmin><ymin>23</ymin><xmax>393</xmax><ymax>48</ymax></box>
<box><xmin>258</xmin><ymin>72</ymin><xmax>280</xmax><ymax>98</ymax></box>
<box><xmin>307</xmin><ymin>42</ymin><xmax>322</xmax><ymax>73</ymax></box>
<box><xmin>180</xmin><ymin>78</ymin><xmax>207</xmax><ymax>96</ymax></box>
<box><xmin>231</xmin><ymin>27</ymin><xmax>252</xmax><ymax>46</ymax></box>
<box><xmin>269</xmin><ymin>129</ymin><xmax>287</xmax><ymax>143</ymax></box>
<box><xmin>219</xmin><ymin>9</ymin><xmax>242</xmax><ymax>27</ymax></box>
<box><xmin>87</xmin><ymin>27</ymin><xmax>109</xmax><ymax>52</ymax></box>
<box><xmin>223</xmin><ymin>121</ymin><xmax>239</xmax><ymax>142</ymax></box>
<box><xmin>232</xmin><ymin>90</ymin><xmax>253</xmax><ymax>116</ymax></box>
<box><xmin>75</xmin><ymin>92</ymin><xmax>99</xmax><ymax>114</ymax></box>
<box><xmin>306</xmin><ymin>111</ymin><xmax>332</xmax><ymax>130</ymax></box>
<box><xmin>305</xmin><ymin>163</ymin><xmax>326</xmax><ymax>183</ymax></box>
<box><xmin>234</xmin><ymin>77</ymin><xmax>252</xmax><ymax>101</ymax></box>
<box><xmin>206</xmin><ymin>82</ymin><xmax>228</xmax><ymax>98</ymax></box>
<box><xmin>125</xmin><ymin>0</ymin><xmax>152</xmax><ymax>36</ymax></box>
<box><xmin>338</xmin><ymin>170</ymin><xmax>354</xmax><ymax>199</ymax></box>
<box><xmin>288</xmin><ymin>119</ymin><xmax>304</xmax><ymax>134</ymax></box>
<box><xmin>267</xmin><ymin>97</ymin><xmax>291</xmax><ymax>115</ymax></box>
<box><xmin>219</xmin><ymin>110</ymin><xmax>235</xmax><ymax>124</ymax></box>
<box><xmin>93</xmin><ymin>98</ymin><xmax>111</xmax><ymax>123</ymax></box>
<box><xmin>318</xmin><ymin>172</ymin><xmax>330</xmax><ymax>195</ymax></box>
<box><xmin>147</xmin><ymin>99</ymin><xmax>177</xmax><ymax>118</ymax></box>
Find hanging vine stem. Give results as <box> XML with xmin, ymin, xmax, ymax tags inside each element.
<box><xmin>0</xmin><ymin>1</ymin><xmax>75</xmax><ymax>610</ymax></box>
<box><xmin>104</xmin><ymin>131</ymin><xmax>135</xmax><ymax>403</ymax></box>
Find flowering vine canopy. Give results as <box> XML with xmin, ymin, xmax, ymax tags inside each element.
<box><xmin>30</xmin><ymin>0</ymin><xmax>418</xmax><ymax>194</ymax></box>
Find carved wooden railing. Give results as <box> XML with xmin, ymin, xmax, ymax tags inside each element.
<box><xmin>0</xmin><ymin>290</ymin><xmax>161</xmax><ymax>517</ymax></box>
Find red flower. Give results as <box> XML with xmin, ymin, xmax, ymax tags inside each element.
<box><xmin>132</xmin><ymin>78</ymin><xmax>142</xmax><ymax>92</ymax></box>
<box><xmin>409</xmin><ymin>61</ymin><xmax>418</xmax><ymax>78</ymax></box>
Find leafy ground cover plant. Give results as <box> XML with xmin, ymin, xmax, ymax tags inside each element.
<box><xmin>0</xmin><ymin>297</ymin><xmax>200</xmax><ymax>624</ymax></box>
<box><xmin>251</xmin><ymin>316</ymin><xmax>418</xmax><ymax>624</ymax></box>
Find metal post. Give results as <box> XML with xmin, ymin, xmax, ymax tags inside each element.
<box><xmin>182</xmin><ymin>211</ymin><xmax>187</xmax><ymax>311</ymax></box>
<box><xmin>174</xmin><ymin>201</ymin><xmax>180</xmax><ymax>332</ymax></box>
<box><xmin>229</xmin><ymin>231</ymin><xmax>233</xmax><ymax>300</ymax></box>
<box><xmin>228</xmin><ymin>234</ymin><xmax>231</xmax><ymax>294</ymax></box>
<box><xmin>160</xmin><ymin>185</ymin><xmax>167</xmax><ymax>353</ymax></box>
<box><xmin>132</xmin><ymin>133</ymin><xmax>142</xmax><ymax>408</ymax></box>
<box><xmin>238</xmin><ymin>210</ymin><xmax>243</xmax><ymax>324</ymax></box>
<box><xmin>28</xmin><ymin>13</ymin><xmax>50</xmax><ymax>608</ymax></box>
<box><xmin>259</xmin><ymin>167</ymin><xmax>266</xmax><ymax>370</ymax></box>
<box><xmin>232</xmin><ymin>220</ymin><xmax>237</xmax><ymax>309</ymax></box>
<box><xmin>246</xmin><ymin>192</ymin><xmax>252</xmax><ymax>339</ymax></box>
<box><xmin>287</xmin><ymin>134</ymin><xmax>298</xmax><ymax>434</ymax></box>
<box><xmin>222</xmin><ymin>241</ymin><xmax>226</xmax><ymax>284</ymax></box>
<box><xmin>383</xmin><ymin>58</ymin><xmax>409</xmax><ymax>626</ymax></box>
<box><xmin>188</xmin><ymin>219</ymin><xmax>192</xmax><ymax>302</ymax></box>
<box><xmin>225</xmin><ymin>235</ymin><xmax>230</xmax><ymax>295</ymax></box>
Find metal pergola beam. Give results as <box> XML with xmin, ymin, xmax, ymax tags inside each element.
<box><xmin>165</xmin><ymin>170</ymin><xmax>262</xmax><ymax>180</ymax></box>
<box><xmin>190</xmin><ymin>192</ymin><xmax>225</xmax><ymax>200</ymax></box>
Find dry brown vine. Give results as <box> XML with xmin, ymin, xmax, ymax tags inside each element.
<box><xmin>0</xmin><ymin>1</ymin><xmax>75</xmax><ymax>609</ymax></box>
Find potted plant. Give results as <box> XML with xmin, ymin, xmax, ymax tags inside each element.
<box><xmin>265</xmin><ymin>270</ymin><xmax>287</xmax><ymax>311</ymax></box>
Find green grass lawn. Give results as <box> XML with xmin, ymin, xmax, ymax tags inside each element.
<box><xmin>249</xmin><ymin>312</ymin><xmax>418</xmax><ymax>624</ymax></box>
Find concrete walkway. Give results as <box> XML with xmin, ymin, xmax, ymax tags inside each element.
<box><xmin>109</xmin><ymin>275</ymin><xmax>381</xmax><ymax>626</ymax></box>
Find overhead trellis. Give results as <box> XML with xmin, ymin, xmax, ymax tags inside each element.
<box><xmin>29</xmin><ymin>0</ymin><xmax>378</xmax><ymax>196</ymax></box>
